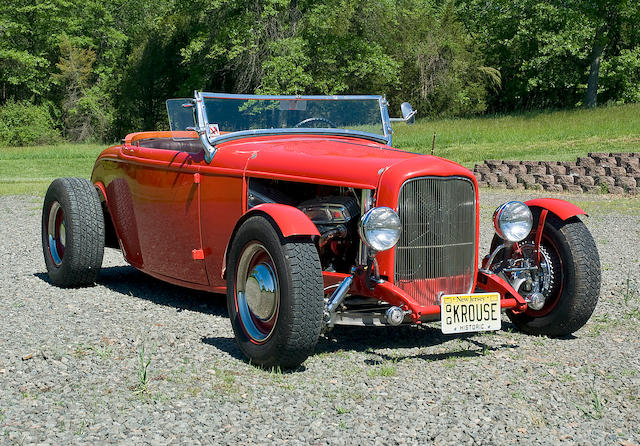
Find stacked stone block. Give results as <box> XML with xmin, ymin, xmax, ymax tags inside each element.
<box><xmin>473</xmin><ymin>152</ymin><xmax>640</xmax><ymax>195</ymax></box>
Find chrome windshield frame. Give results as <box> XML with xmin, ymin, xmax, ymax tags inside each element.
<box><xmin>209</xmin><ymin>128</ymin><xmax>389</xmax><ymax>146</ymax></box>
<box><xmin>196</xmin><ymin>92</ymin><xmax>394</xmax><ymax>155</ymax></box>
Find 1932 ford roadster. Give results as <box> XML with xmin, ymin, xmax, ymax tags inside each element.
<box><xmin>42</xmin><ymin>92</ymin><xmax>601</xmax><ymax>368</ymax></box>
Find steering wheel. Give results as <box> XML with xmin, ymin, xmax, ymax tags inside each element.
<box><xmin>293</xmin><ymin>117</ymin><xmax>337</xmax><ymax>128</ymax></box>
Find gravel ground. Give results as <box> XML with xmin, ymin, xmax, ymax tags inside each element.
<box><xmin>1</xmin><ymin>190</ymin><xmax>639</xmax><ymax>445</ymax></box>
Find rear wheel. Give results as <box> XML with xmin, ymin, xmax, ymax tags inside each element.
<box><xmin>226</xmin><ymin>216</ymin><xmax>323</xmax><ymax>368</ymax></box>
<box><xmin>42</xmin><ymin>178</ymin><xmax>105</xmax><ymax>287</ymax></box>
<box><xmin>492</xmin><ymin>212</ymin><xmax>600</xmax><ymax>336</ymax></box>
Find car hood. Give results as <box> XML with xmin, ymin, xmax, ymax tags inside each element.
<box><xmin>218</xmin><ymin>134</ymin><xmax>471</xmax><ymax>189</ymax></box>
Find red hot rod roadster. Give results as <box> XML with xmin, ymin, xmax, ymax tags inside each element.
<box><xmin>42</xmin><ymin>92</ymin><xmax>601</xmax><ymax>367</ymax></box>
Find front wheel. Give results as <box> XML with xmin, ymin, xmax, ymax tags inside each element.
<box><xmin>493</xmin><ymin>212</ymin><xmax>601</xmax><ymax>336</ymax></box>
<box><xmin>226</xmin><ymin>216</ymin><xmax>324</xmax><ymax>368</ymax></box>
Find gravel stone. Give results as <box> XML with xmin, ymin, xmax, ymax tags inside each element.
<box><xmin>583</xmin><ymin>185</ymin><xmax>601</xmax><ymax>194</ymax></box>
<box><xmin>534</xmin><ymin>174</ymin><xmax>555</xmax><ymax>185</ymax></box>
<box><xmin>518</xmin><ymin>174</ymin><xmax>535</xmax><ymax>184</ymax></box>
<box><xmin>527</xmin><ymin>165</ymin><xmax>546</xmax><ymax>175</ymax></box>
<box><xmin>586</xmin><ymin>166</ymin><xmax>606</xmax><ymax>176</ymax></box>
<box><xmin>577</xmin><ymin>157</ymin><xmax>596</xmax><ymax>167</ymax></box>
<box><xmin>547</xmin><ymin>165</ymin><xmax>566</xmax><ymax>175</ymax></box>
<box><xmin>615</xmin><ymin>177</ymin><xmax>637</xmax><ymax>189</ymax></box>
<box><xmin>543</xmin><ymin>184</ymin><xmax>563</xmax><ymax>192</ymax></box>
<box><xmin>606</xmin><ymin>166</ymin><xmax>627</xmax><ymax>177</ymax></box>
<box><xmin>597</xmin><ymin>158</ymin><xmax>617</xmax><ymax>168</ymax></box>
<box><xmin>509</xmin><ymin>165</ymin><xmax>527</xmax><ymax>175</ymax></box>
<box><xmin>595</xmin><ymin>176</ymin><xmax>615</xmax><ymax>187</ymax></box>
<box><xmin>567</xmin><ymin>165</ymin><xmax>586</xmax><ymax>176</ymax></box>
<box><xmin>626</xmin><ymin>187</ymin><xmax>640</xmax><ymax>195</ymax></box>
<box><xmin>563</xmin><ymin>185</ymin><xmax>583</xmax><ymax>194</ymax></box>
<box><xmin>554</xmin><ymin>175</ymin><xmax>575</xmax><ymax>186</ymax></box>
<box><xmin>577</xmin><ymin>176</ymin><xmax>595</xmax><ymax>187</ymax></box>
<box><xmin>483</xmin><ymin>173</ymin><xmax>498</xmax><ymax>182</ymax></box>
<box><xmin>2</xmin><ymin>192</ymin><xmax>639</xmax><ymax>446</ymax></box>
<box><xmin>627</xmin><ymin>166</ymin><xmax>640</xmax><ymax>176</ymax></box>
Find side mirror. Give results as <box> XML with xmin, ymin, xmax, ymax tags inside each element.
<box><xmin>400</xmin><ymin>102</ymin><xmax>416</xmax><ymax>125</ymax></box>
<box><xmin>389</xmin><ymin>102</ymin><xmax>417</xmax><ymax>125</ymax></box>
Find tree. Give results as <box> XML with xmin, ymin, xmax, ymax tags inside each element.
<box><xmin>577</xmin><ymin>0</ymin><xmax>640</xmax><ymax>107</ymax></box>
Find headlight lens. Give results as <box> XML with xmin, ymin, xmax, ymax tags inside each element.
<box><xmin>359</xmin><ymin>207</ymin><xmax>402</xmax><ymax>252</ymax></box>
<box><xmin>493</xmin><ymin>201</ymin><xmax>533</xmax><ymax>242</ymax></box>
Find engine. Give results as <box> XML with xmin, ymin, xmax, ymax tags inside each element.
<box><xmin>247</xmin><ymin>179</ymin><xmax>360</xmax><ymax>272</ymax></box>
<box><xmin>297</xmin><ymin>196</ymin><xmax>360</xmax><ymax>272</ymax></box>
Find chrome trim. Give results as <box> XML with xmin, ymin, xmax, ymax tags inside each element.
<box><xmin>357</xmin><ymin>190</ymin><xmax>374</xmax><ymax>265</ymax></box>
<box><xmin>47</xmin><ymin>201</ymin><xmax>65</xmax><ymax>266</ymax></box>
<box><xmin>200</xmin><ymin>92</ymin><xmax>384</xmax><ymax>100</ymax></box>
<box><xmin>235</xmin><ymin>242</ymin><xmax>280</xmax><ymax>343</ymax></box>
<box><xmin>324</xmin><ymin>270</ymin><xmax>355</xmax><ymax>328</ymax></box>
<box><xmin>480</xmin><ymin>242</ymin><xmax>509</xmax><ymax>274</ymax></box>
<box><xmin>196</xmin><ymin>91</ymin><xmax>394</xmax><ymax>146</ymax></box>
<box><xmin>333</xmin><ymin>312</ymin><xmax>389</xmax><ymax>327</ymax></box>
<box><xmin>394</xmin><ymin>176</ymin><xmax>477</xmax><ymax>306</ymax></box>
<box><xmin>326</xmin><ymin>274</ymin><xmax>354</xmax><ymax>314</ymax></box>
<box><xmin>379</xmin><ymin>96</ymin><xmax>393</xmax><ymax>145</ymax></box>
<box><xmin>209</xmin><ymin>128</ymin><xmax>389</xmax><ymax>146</ymax></box>
<box><xmin>193</xmin><ymin>91</ymin><xmax>217</xmax><ymax>163</ymax></box>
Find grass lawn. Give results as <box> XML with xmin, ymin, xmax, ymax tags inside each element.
<box><xmin>393</xmin><ymin>102</ymin><xmax>640</xmax><ymax>167</ymax></box>
<box><xmin>1</xmin><ymin>103</ymin><xmax>639</xmax><ymax>196</ymax></box>
<box><xmin>0</xmin><ymin>143</ymin><xmax>105</xmax><ymax>195</ymax></box>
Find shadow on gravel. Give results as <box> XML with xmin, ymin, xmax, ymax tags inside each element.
<box><xmin>201</xmin><ymin>336</ymin><xmax>244</xmax><ymax>362</ymax></box>
<box><xmin>200</xmin><ymin>336</ymin><xmax>308</xmax><ymax>373</ymax></box>
<box><xmin>34</xmin><ymin>266</ymin><xmax>228</xmax><ymax>316</ymax></box>
<box><xmin>34</xmin><ymin>268</ymin><xmax>528</xmax><ymax>369</ymax></box>
<box><xmin>315</xmin><ymin>324</ymin><xmax>520</xmax><ymax>364</ymax></box>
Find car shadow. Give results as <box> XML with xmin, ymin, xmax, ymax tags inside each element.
<box><xmin>34</xmin><ymin>265</ymin><xmax>228</xmax><ymax>317</ymax></box>
<box><xmin>315</xmin><ymin>323</ymin><xmax>520</xmax><ymax>363</ymax></box>
<box><xmin>34</xmin><ymin>267</ymin><xmax>526</xmax><ymax>369</ymax></box>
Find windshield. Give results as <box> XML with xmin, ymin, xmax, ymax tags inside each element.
<box><xmin>201</xmin><ymin>95</ymin><xmax>386</xmax><ymax>137</ymax></box>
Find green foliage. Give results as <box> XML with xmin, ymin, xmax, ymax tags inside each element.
<box><xmin>0</xmin><ymin>101</ymin><xmax>61</xmax><ymax>146</ymax></box>
<box><xmin>458</xmin><ymin>0</ymin><xmax>640</xmax><ymax>110</ymax></box>
<box><xmin>0</xmin><ymin>0</ymin><xmax>639</xmax><ymax>142</ymax></box>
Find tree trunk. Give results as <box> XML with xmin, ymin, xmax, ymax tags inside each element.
<box><xmin>585</xmin><ymin>27</ymin><xmax>606</xmax><ymax>108</ymax></box>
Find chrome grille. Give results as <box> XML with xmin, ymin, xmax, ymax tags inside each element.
<box><xmin>394</xmin><ymin>177</ymin><xmax>476</xmax><ymax>306</ymax></box>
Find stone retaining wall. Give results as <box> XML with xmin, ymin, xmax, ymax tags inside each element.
<box><xmin>473</xmin><ymin>152</ymin><xmax>640</xmax><ymax>195</ymax></box>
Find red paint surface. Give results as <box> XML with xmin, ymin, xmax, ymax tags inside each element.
<box><xmin>91</xmin><ymin>130</ymin><xmax>531</xmax><ymax>319</ymax></box>
<box><xmin>525</xmin><ymin>198</ymin><xmax>587</xmax><ymax>220</ymax></box>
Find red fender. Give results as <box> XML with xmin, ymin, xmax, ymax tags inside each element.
<box><xmin>525</xmin><ymin>198</ymin><xmax>587</xmax><ymax>220</ymax></box>
<box><xmin>220</xmin><ymin>203</ymin><xmax>319</xmax><ymax>279</ymax></box>
<box><xmin>247</xmin><ymin>203</ymin><xmax>320</xmax><ymax>237</ymax></box>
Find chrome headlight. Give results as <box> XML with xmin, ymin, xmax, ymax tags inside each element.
<box><xmin>493</xmin><ymin>201</ymin><xmax>533</xmax><ymax>242</ymax></box>
<box><xmin>359</xmin><ymin>207</ymin><xmax>402</xmax><ymax>252</ymax></box>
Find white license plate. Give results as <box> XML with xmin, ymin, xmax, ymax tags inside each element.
<box><xmin>440</xmin><ymin>292</ymin><xmax>501</xmax><ymax>334</ymax></box>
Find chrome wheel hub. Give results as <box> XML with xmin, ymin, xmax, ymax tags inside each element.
<box><xmin>504</xmin><ymin>243</ymin><xmax>554</xmax><ymax>309</ymax></box>
<box><xmin>235</xmin><ymin>243</ymin><xmax>279</xmax><ymax>343</ymax></box>
<box><xmin>47</xmin><ymin>201</ymin><xmax>66</xmax><ymax>266</ymax></box>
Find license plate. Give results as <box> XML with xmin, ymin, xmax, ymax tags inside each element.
<box><xmin>440</xmin><ymin>292</ymin><xmax>501</xmax><ymax>334</ymax></box>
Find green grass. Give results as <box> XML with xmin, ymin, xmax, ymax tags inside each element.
<box><xmin>0</xmin><ymin>143</ymin><xmax>105</xmax><ymax>195</ymax></box>
<box><xmin>2</xmin><ymin>103</ymin><xmax>640</xmax><ymax>195</ymax></box>
<box><xmin>393</xmin><ymin>103</ymin><xmax>640</xmax><ymax>167</ymax></box>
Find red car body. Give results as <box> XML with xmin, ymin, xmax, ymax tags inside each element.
<box><xmin>42</xmin><ymin>92</ymin><xmax>599</xmax><ymax>367</ymax></box>
<box><xmin>91</xmin><ymin>129</ymin><xmax>584</xmax><ymax>322</ymax></box>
